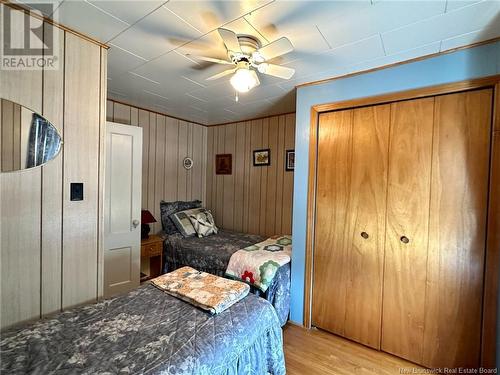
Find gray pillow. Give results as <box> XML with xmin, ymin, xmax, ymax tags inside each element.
<box><xmin>159</xmin><ymin>200</ymin><xmax>202</xmax><ymax>235</ymax></box>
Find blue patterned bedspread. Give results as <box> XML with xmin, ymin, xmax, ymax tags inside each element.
<box><xmin>0</xmin><ymin>284</ymin><xmax>286</xmax><ymax>375</ymax></box>
<box><xmin>163</xmin><ymin>230</ymin><xmax>291</xmax><ymax>326</ymax></box>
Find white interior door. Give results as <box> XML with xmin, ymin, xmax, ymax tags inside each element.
<box><xmin>104</xmin><ymin>122</ymin><xmax>142</xmax><ymax>298</ymax></box>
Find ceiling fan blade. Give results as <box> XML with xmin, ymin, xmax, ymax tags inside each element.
<box><xmin>187</xmin><ymin>54</ymin><xmax>233</xmax><ymax>65</ymax></box>
<box><xmin>218</xmin><ymin>28</ymin><xmax>241</xmax><ymax>53</ymax></box>
<box><xmin>258</xmin><ymin>63</ymin><xmax>295</xmax><ymax>80</ymax></box>
<box><xmin>206</xmin><ymin>68</ymin><xmax>237</xmax><ymax>81</ymax></box>
<box><xmin>256</xmin><ymin>37</ymin><xmax>294</xmax><ymax>61</ymax></box>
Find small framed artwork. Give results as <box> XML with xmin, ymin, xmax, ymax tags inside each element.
<box><xmin>285</xmin><ymin>149</ymin><xmax>295</xmax><ymax>171</ymax></box>
<box><xmin>253</xmin><ymin>149</ymin><xmax>271</xmax><ymax>166</ymax></box>
<box><xmin>216</xmin><ymin>154</ymin><xmax>232</xmax><ymax>175</ymax></box>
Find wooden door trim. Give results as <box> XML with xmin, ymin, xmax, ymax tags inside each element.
<box><xmin>481</xmin><ymin>83</ymin><xmax>500</xmax><ymax>368</ymax></box>
<box><xmin>312</xmin><ymin>75</ymin><xmax>500</xmax><ymax>114</ymax></box>
<box><xmin>304</xmin><ymin>75</ymin><xmax>500</xmax><ymax>367</ymax></box>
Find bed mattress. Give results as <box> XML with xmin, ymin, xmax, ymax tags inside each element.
<box><xmin>163</xmin><ymin>230</ymin><xmax>291</xmax><ymax>326</ymax></box>
<box><xmin>0</xmin><ymin>284</ymin><xmax>286</xmax><ymax>375</ymax></box>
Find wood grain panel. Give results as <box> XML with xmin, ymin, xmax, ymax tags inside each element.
<box><xmin>106</xmin><ymin>100</ymin><xmax>113</xmax><ymax>121</ymax></box>
<box><xmin>259</xmin><ymin>118</ymin><xmax>269</xmax><ymax>235</ymax></box>
<box><xmin>344</xmin><ymin>104</ymin><xmax>390</xmax><ymax>349</ymax></box>
<box><xmin>186</xmin><ymin>123</ymin><xmax>193</xmax><ymax>200</ymax></box>
<box><xmin>191</xmin><ymin>123</ymin><xmax>205</xmax><ymax>202</ymax></box>
<box><xmin>130</xmin><ymin>107</ymin><xmax>138</xmax><ymax>126</ymax></box>
<box><xmin>205</xmin><ymin>126</ymin><xmax>214</xmax><ymax>210</ymax></box>
<box><xmin>1</xmin><ymin>11</ymin><xmax>107</xmax><ymax>328</ymax></box>
<box><xmin>222</xmin><ymin>124</ymin><xmax>236</xmax><ymax>230</ymax></box>
<box><xmin>265</xmin><ymin>116</ymin><xmax>279</xmax><ymax>236</ymax></box>
<box><xmin>12</xmin><ymin>104</ymin><xmax>20</xmax><ymax>170</ymax></box>
<box><xmin>215</xmin><ymin>126</ymin><xmax>225</xmax><ymax>224</ymax></box>
<box><xmin>242</xmin><ymin>121</ymin><xmax>252</xmax><ymax>232</ymax></box>
<box><xmin>97</xmin><ymin>47</ymin><xmax>107</xmax><ymax>299</ymax></box>
<box><xmin>1</xmin><ymin>99</ymin><xmax>15</xmax><ymax>171</ymax></box>
<box><xmin>482</xmin><ymin>130</ymin><xmax>500</xmax><ymax>368</ymax></box>
<box><xmin>41</xmin><ymin>24</ymin><xmax>64</xmax><ymax>316</ymax></box>
<box><xmin>275</xmin><ymin>115</ymin><xmax>286</xmax><ymax>234</ymax></box>
<box><xmin>113</xmin><ymin>102</ymin><xmax>131</xmax><ymax>125</ymax></box>
<box><xmin>233</xmin><ymin>122</ymin><xmax>246</xmax><ymax>232</ymax></box>
<box><xmin>139</xmin><ymin>109</ymin><xmax>150</xmax><ymax>209</ymax></box>
<box><xmin>0</xmin><ymin>7</ymin><xmax>42</xmax><ymax>112</ymax></box>
<box><xmin>381</xmin><ymin>97</ymin><xmax>435</xmax><ymax>364</ymax></box>
<box><xmin>177</xmin><ymin>122</ymin><xmax>188</xmax><ymax>202</ymax></box>
<box><xmin>422</xmin><ymin>89</ymin><xmax>492</xmax><ymax>368</ymax></box>
<box><xmin>0</xmin><ymin>169</ymin><xmax>42</xmax><ymax>327</ymax></box>
<box><xmin>62</xmin><ymin>32</ymin><xmax>101</xmax><ymax>308</ymax></box>
<box><xmin>0</xmin><ymin>8</ymin><xmax>42</xmax><ymax>328</ymax></box>
<box><xmin>312</xmin><ymin>110</ymin><xmax>353</xmax><ymax>336</ymax></box>
<box><xmin>211</xmin><ymin>127</ymin><xmax>219</xmax><ymax>221</ymax></box>
<box><xmin>282</xmin><ymin>114</ymin><xmax>295</xmax><ymax>234</ymax></box>
<box><xmin>154</xmin><ymin>115</ymin><xmax>166</xmax><ymax>235</ymax></box>
<box><xmin>248</xmin><ymin>120</ymin><xmax>263</xmax><ymax>234</ymax></box>
<box><xmin>205</xmin><ymin>114</ymin><xmax>295</xmax><ymax>236</ymax></box>
<box><xmin>164</xmin><ymin>117</ymin><xmax>179</xmax><ymax>203</ymax></box>
<box><xmin>146</xmin><ymin>113</ymin><xmax>156</xmax><ymax>227</ymax></box>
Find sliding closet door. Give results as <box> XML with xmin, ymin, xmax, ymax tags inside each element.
<box><xmin>313</xmin><ymin>104</ymin><xmax>390</xmax><ymax>348</ymax></box>
<box><xmin>381</xmin><ymin>97</ymin><xmax>435</xmax><ymax>364</ymax></box>
<box><xmin>343</xmin><ymin>104</ymin><xmax>390</xmax><ymax>348</ymax></box>
<box><xmin>312</xmin><ymin>110</ymin><xmax>353</xmax><ymax>336</ymax></box>
<box><xmin>422</xmin><ymin>89</ymin><xmax>492</xmax><ymax>368</ymax></box>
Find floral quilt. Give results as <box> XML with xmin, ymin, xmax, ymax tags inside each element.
<box><xmin>163</xmin><ymin>230</ymin><xmax>291</xmax><ymax>326</ymax></box>
<box><xmin>225</xmin><ymin>235</ymin><xmax>292</xmax><ymax>292</ymax></box>
<box><xmin>152</xmin><ymin>266</ymin><xmax>249</xmax><ymax>314</ymax></box>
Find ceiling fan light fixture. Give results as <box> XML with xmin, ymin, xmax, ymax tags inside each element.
<box><xmin>230</xmin><ymin>68</ymin><xmax>260</xmax><ymax>93</ymax></box>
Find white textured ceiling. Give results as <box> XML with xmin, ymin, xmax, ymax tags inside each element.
<box><xmin>16</xmin><ymin>0</ymin><xmax>500</xmax><ymax>125</ymax></box>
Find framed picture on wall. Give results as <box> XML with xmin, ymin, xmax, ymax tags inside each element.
<box><xmin>216</xmin><ymin>154</ymin><xmax>232</xmax><ymax>175</ymax></box>
<box><xmin>253</xmin><ymin>149</ymin><xmax>270</xmax><ymax>166</ymax></box>
<box><xmin>286</xmin><ymin>150</ymin><xmax>295</xmax><ymax>171</ymax></box>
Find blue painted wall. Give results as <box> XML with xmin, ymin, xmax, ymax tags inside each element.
<box><xmin>290</xmin><ymin>41</ymin><xmax>500</xmax><ymax>325</ymax></box>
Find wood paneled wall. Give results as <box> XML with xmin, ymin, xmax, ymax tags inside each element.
<box><xmin>206</xmin><ymin>114</ymin><xmax>295</xmax><ymax>236</ymax></box>
<box><xmin>0</xmin><ymin>100</ymin><xmax>22</xmax><ymax>171</ymax></box>
<box><xmin>0</xmin><ymin>6</ymin><xmax>107</xmax><ymax>328</ymax></box>
<box><xmin>106</xmin><ymin>100</ymin><xmax>207</xmax><ymax>234</ymax></box>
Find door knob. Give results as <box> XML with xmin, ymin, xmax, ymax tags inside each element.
<box><xmin>400</xmin><ymin>236</ymin><xmax>409</xmax><ymax>244</ymax></box>
<box><xmin>360</xmin><ymin>232</ymin><xmax>369</xmax><ymax>239</ymax></box>
<box><xmin>132</xmin><ymin>219</ymin><xmax>140</xmax><ymax>228</ymax></box>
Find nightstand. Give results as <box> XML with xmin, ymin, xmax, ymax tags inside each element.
<box><xmin>140</xmin><ymin>234</ymin><xmax>163</xmax><ymax>281</ymax></box>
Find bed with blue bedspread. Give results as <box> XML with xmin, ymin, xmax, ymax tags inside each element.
<box><xmin>0</xmin><ymin>283</ymin><xmax>286</xmax><ymax>375</ymax></box>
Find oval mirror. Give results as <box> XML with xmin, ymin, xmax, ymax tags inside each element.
<box><xmin>1</xmin><ymin>99</ymin><xmax>62</xmax><ymax>172</ymax></box>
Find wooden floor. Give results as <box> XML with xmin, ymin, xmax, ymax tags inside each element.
<box><xmin>284</xmin><ymin>324</ymin><xmax>423</xmax><ymax>374</ymax></box>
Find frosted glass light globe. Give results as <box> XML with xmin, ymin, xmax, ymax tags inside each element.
<box><xmin>230</xmin><ymin>68</ymin><xmax>260</xmax><ymax>93</ymax></box>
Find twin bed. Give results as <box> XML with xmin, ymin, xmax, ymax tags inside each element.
<box><xmin>1</xmin><ymin>284</ymin><xmax>285</xmax><ymax>374</ymax></box>
<box><xmin>163</xmin><ymin>230</ymin><xmax>291</xmax><ymax>326</ymax></box>
<box><xmin>0</xmin><ymin>201</ymin><xmax>291</xmax><ymax>374</ymax></box>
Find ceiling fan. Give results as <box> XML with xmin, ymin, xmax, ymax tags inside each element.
<box><xmin>187</xmin><ymin>28</ymin><xmax>295</xmax><ymax>94</ymax></box>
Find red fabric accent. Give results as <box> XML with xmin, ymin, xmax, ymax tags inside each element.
<box><xmin>241</xmin><ymin>271</ymin><xmax>255</xmax><ymax>284</ymax></box>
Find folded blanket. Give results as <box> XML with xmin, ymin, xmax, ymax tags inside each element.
<box><xmin>151</xmin><ymin>266</ymin><xmax>249</xmax><ymax>314</ymax></box>
<box><xmin>225</xmin><ymin>235</ymin><xmax>292</xmax><ymax>292</ymax></box>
